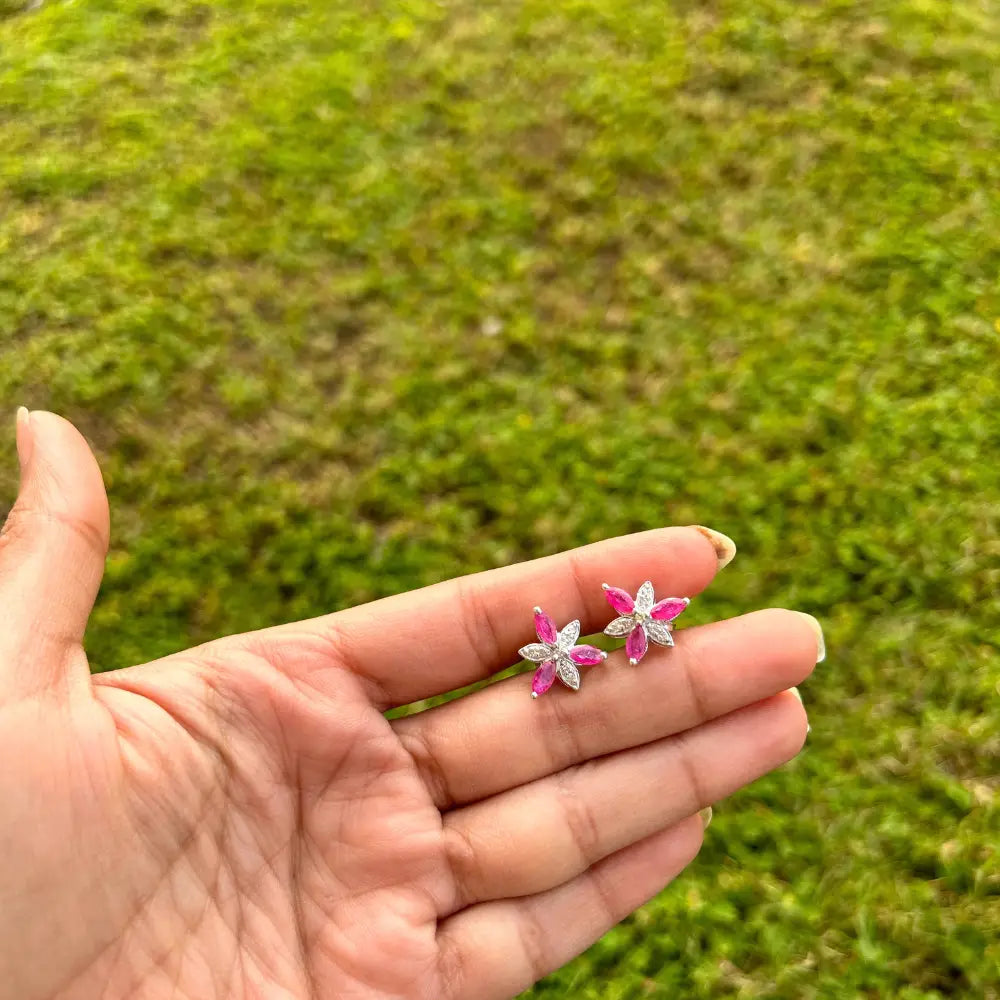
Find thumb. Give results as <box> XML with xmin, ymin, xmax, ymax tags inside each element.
<box><xmin>0</xmin><ymin>409</ymin><xmax>110</xmax><ymax>699</ymax></box>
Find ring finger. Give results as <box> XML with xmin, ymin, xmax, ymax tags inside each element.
<box><xmin>439</xmin><ymin>690</ymin><xmax>806</xmax><ymax>912</ymax></box>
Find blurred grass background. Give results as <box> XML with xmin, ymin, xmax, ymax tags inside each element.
<box><xmin>2</xmin><ymin>0</ymin><xmax>999</xmax><ymax>996</ymax></box>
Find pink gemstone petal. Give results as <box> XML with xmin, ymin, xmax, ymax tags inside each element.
<box><xmin>531</xmin><ymin>660</ymin><xmax>557</xmax><ymax>697</ymax></box>
<box><xmin>625</xmin><ymin>624</ymin><xmax>648</xmax><ymax>663</ymax></box>
<box><xmin>650</xmin><ymin>597</ymin><xmax>690</xmax><ymax>622</ymax></box>
<box><xmin>603</xmin><ymin>585</ymin><xmax>635</xmax><ymax>615</ymax></box>
<box><xmin>569</xmin><ymin>644</ymin><xmax>605</xmax><ymax>666</ymax></box>
<box><xmin>534</xmin><ymin>609</ymin><xmax>558</xmax><ymax>645</ymax></box>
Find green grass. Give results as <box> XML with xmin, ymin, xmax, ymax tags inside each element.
<box><xmin>2</xmin><ymin>0</ymin><xmax>999</xmax><ymax>995</ymax></box>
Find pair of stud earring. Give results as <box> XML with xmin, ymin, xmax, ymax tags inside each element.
<box><xmin>520</xmin><ymin>581</ymin><xmax>691</xmax><ymax>697</ymax></box>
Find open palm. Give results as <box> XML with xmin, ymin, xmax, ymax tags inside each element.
<box><xmin>0</xmin><ymin>412</ymin><xmax>819</xmax><ymax>1000</ymax></box>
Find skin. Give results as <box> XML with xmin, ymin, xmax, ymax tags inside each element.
<box><xmin>0</xmin><ymin>412</ymin><xmax>818</xmax><ymax>1000</ymax></box>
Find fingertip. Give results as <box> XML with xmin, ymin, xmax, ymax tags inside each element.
<box><xmin>15</xmin><ymin>407</ymin><xmax>32</xmax><ymax>473</ymax></box>
<box><xmin>775</xmin><ymin>688</ymin><xmax>810</xmax><ymax>756</ymax></box>
<box><xmin>622</xmin><ymin>815</ymin><xmax>705</xmax><ymax>887</ymax></box>
<box><xmin>787</xmin><ymin>685</ymin><xmax>812</xmax><ymax>737</ymax></box>
<box><xmin>634</xmin><ymin>526</ymin><xmax>724</xmax><ymax>597</ymax></box>
<box><xmin>25</xmin><ymin>411</ymin><xmax>110</xmax><ymax>549</ymax></box>
<box><xmin>690</xmin><ymin>525</ymin><xmax>737</xmax><ymax>569</ymax></box>
<box><xmin>675</xmin><ymin>812</ymin><xmax>708</xmax><ymax>866</ymax></box>
<box><xmin>745</xmin><ymin>608</ymin><xmax>824</xmax><ymax>685</ymax></box>
<box><xmin>795</xmin><ymin>612</ymin><xmax>825</xmax><ymax>663</ymax></box>
<box><xmin>28</xmin><ymin>409</ymin><xmax>93</xmax><ymax>446</ymax></box>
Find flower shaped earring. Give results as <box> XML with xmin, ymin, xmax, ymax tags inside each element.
<box><xmin>602</xmin><ymin>581</ymin><xmax>690</xmax><ymax>665</ymax></box>
<box><xmin>520</xmin><ymin>608</ymin><xmax>607</xmax><ymax>697</ymax></box>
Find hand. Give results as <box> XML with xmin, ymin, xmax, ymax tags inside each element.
<box><xmin>0</xmin><ymin>412</ymin><xmax>818</xmax><ymax>1000</ymax></box>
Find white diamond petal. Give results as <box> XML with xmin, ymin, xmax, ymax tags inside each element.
<box><xmin>556</xmin><ymin>656</ymin><xmax>581</xmax><ymax>690</ymax></box>
<box><xmin>645</xmin><ymin>619</ymin><xmax>675</xmax><ymax>646</ymax></box>
<box><xmin>635</xmin><ymin>581</ymin><xmax>655</xmax><ymax>615</ymax></box>
<box><xmin>556</xmin><ymin>619</ymin><xmax>581</xmax><ymax>651</ymax></box>
<box><xmin>519</xmin><ymin>642</ymin><xmax>555</xmax><ymax>663</ymax></box>
<box><xmin>604</xmin><ymin>616</ymin><xmax>636</xmax><ymax>637</ymax></box>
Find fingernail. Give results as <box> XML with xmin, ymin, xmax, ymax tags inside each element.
<box><xmin>15</xmin><ymin>407</ymin><xmax>33</xmax><ymax>472</ymax></box>
<box><xmin>699</xmin><ymin>806</ymin><xmax>713</xmax><ymax>829</ymax></box>
<box><xmin>787</xmin><ymin>686</ymin><xmax>811</xmax><ymax>734</ymax></box>
<box><xmin>692</xmin><ymin>526</ymin><xmax>736</xmax><ymax>569</ymax></box>
<box><xmin>797</xmin><ymin>612</ymin><xmax>826</xmax><ymax>663</ymax></box>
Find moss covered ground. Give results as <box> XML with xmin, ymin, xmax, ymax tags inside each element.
<box><xmin>2</xmin><ymin>1</ymin><xmax>999</xmax><ymax>995</ymax></box>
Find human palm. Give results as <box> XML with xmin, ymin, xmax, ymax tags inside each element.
<box><xmin>0</xmin><ymin>412</ymin><xmax>819</xmax><ymax>1000</ymax></box>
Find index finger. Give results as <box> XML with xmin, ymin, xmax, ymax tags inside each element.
<box><xmin>259</xmin><ymin>525</ymin><xmax>734</xmax><ymax>707</ymax></box>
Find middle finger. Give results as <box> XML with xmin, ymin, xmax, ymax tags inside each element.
<box><xmin>394</xmin><ymin>608</ymin><xmax>822</xmax><ymax>808</ymax></box>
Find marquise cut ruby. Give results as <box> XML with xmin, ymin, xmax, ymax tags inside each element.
<box><xmin>531</xmin><ymin>660</ymin><xmax>557</xmax><ymax>696</ymax></box>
